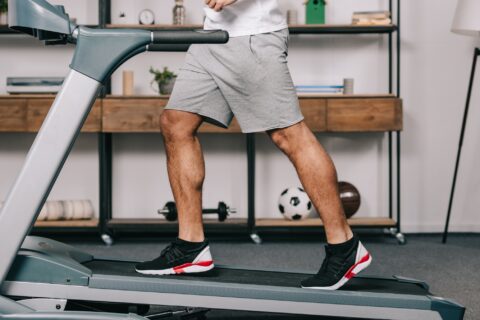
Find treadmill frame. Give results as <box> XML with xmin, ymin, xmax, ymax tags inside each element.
<box><xmin>0</xmin><ymin>1</ymin><xmax>466</xmax><ymax>320</ymax></box>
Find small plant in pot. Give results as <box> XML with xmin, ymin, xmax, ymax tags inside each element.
<box><xmin>150</xmin><ymin>67</ymin><xmax>177</xmax><ymax>95</ymax></box>
<box><xmin>0</xmin><ymin>0</ymin><xmax>8</xmax><ymax>25</ymax></box>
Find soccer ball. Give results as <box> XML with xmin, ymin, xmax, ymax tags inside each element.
<box><xmin>278</xmin><ymin>187</ymin><xmax>313</xmax><ymax>221</ymax></box>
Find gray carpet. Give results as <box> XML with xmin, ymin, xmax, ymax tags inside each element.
<box><xmin>65</xmin><ymin>234</ymin><xmax>479</xmax><ymax>320</ymax></box>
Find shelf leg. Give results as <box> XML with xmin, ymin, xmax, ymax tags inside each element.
<box><xmin>101</xmin><ymin>233</ymin><xmax>114</xmax><ymax>246</ymax></box>
<box><xmin>250</xmin><ymin>233</ymin><xmax>262</xmax><ymax>245</ymax></box>
<box><xmin>99</xmin><ymin>132</ymin><xmax>114</xmax><ymax>245</ymax></box>
<box><xmin>246</xmin><ymin>133</ymin><xmax>256</xmax><ymax>236</ymax></box>
<box><xmin>388</xmin><ymin>227</ymin><xmax>406</xmax><ymax>245</ymax></box>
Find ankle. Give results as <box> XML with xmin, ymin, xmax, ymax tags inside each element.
<box><xmin>326</xmin><ymin>229</ymin><xmax>354</xmax><ymax>245</ymax></box>
<box><xmin>178</xmin><ymin>233</ymin><xmax>205</xmax><ymax>243</ymax></box>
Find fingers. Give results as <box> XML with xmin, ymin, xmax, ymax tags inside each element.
<box><xmin>204</xmin><ymin>0</ymin><xmax>225</xmax><ymax>12</ymax></box>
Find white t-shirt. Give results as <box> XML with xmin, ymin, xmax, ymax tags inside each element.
<box><xmin>204</xmin><ymin>0</ymin><xmax>287</xmax><ymax>37</ymax></box>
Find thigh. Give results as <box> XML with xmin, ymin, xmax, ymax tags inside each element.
<box><xmin>166</xmin><ymin>47</ymin><xmax>234</xmax><ymax>129</ymax></box>
<box><xmin>205</xmin><ymin>30</ymin><xmax>304</xmax><ymax>133</ymax></box>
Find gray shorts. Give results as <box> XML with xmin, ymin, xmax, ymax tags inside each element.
<box><xmin>165</xmin><ymin>29</ymin><xmax>304</xmax><ymax>133</ymax></box>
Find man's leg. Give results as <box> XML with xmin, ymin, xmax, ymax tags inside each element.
<box><xmin>268</xmin><ymin>121</ymin><xmax>352</xmax><ymax>244</ymax></box>
<box><xmin>160</xmin><ymin>110</ymin><xmax>205</xmax><ymax>242</ymax></box>
<box><xmin>135</xmin><ymin>109</ymin><xmax>214</xmax><ymax>275</ymax></box>
<box><xmin>268</xmin><ymin>121</ymin><xmax>371</xmax><ymax>290</ymax></box>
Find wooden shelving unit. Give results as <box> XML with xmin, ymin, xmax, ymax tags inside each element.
<box><xmin>1</xmin><ymin>0</ymin><xmax>402</xmax><ymax>242</ymax></box>
<box><xmin>0</xmin><ymin>95</ymin><xmax>402</xmax><ymax>134</ymax></box>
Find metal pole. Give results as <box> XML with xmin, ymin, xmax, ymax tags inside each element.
<box><xmin>443</xmin><ymin>48</ymin><xmax>480</xmax><ymax>243</ymax></box>
<box><xmin>98</xmin><ymin>0</ymin><xmax>113</xmax><ymax>242</ymax></box>
<box><xmin>397</xmin><ymin>0</ymin><xmax>401</xmax><ymax>97</ymax></box>
<box><xmin>396</xmin><ymin>132</ymin><xmax>401</xmax><ymax>231</ymax></box>
<box><xmin>99</xmin><ymin>133</ymin><xmax>113</xmax><ymax>242</ymax></box>
<box><xmin>99</xmin><ymin>0</ymin><xmax>111</xmax><ymax>27</ymax></box>
<box><xmin>388</xmin><ymin>132</ymin><xmax>393</xmax><ymax>219</ymax></box>
<box><xmin>388</xmin><ymin>0</ymin><xmax>393</xmax><ymax>94</ymax></box>
<box><xmin>396</xmin><ymin>0</ymin><xmax>402</xmax><ymax>233</ymax></box>
<box><xmin>246</xmin><ymin>134</ymin><xmax>256</xmax><ymax>231</ymax></box>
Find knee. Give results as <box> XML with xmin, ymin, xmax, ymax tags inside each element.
<box><xmin>269</xmin><ymin>129</ymin><xmax>291</xmax><ymax>153</ymax></box>
<box><xmin>269</xmin><ymin>122</ymin><xmax>312</xmax><ymax>154</ymax></box>
<box><xmin>160</xmin><ymin>111</ymin><xmax>197</xmax><ymax>142</ymax></box>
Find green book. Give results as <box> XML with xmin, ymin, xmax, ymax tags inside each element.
<box><xmin>306</xmin><ymin>0</ymin><xmax>326</xmax><ymax>25</ymax></box>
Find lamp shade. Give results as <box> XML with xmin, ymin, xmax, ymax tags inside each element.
<box><xmin>452</xmin><ymin>0</ymin><xmax>480</xmax><ymax>36</ymax></box>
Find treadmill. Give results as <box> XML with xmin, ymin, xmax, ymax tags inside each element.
<box><xmin>0</xmin><ymin>1</ymin><xmax>465</xmax><ymax>320</ymax></box>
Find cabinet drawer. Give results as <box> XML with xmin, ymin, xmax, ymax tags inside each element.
<box><xmin>103</xmin><ymin>99</ymin><xmax>167</xmax><ymax>132</ymax></box>
<box><xmin>0</xmin><ymin>99</ymin><xmax>28</xmax><ymax>132</ymax></box>
<box><xmin>327</xmin><ymin>98</ymin><xmax>402</xmax><ymax>132</ymax></box>
<box><xmin>26</xmin><ymin>99</ymin><xmax>102</xmax><ymax>132</ymax></box>
<box><xmin>299</xmin><ymin>98</ymin><xmax>327</xmax><ymax>132</ymax></box>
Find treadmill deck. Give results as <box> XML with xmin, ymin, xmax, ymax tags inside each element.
<box><xmin>84</xmin><ymin>259</ymin><xmax>431</xmax><ymax>296</ymax></box>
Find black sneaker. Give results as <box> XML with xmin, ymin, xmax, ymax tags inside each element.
<box><xmin>135</xmin><ymin>239</ymin><xmax>214</xmax><ymax>275</ymax></box>
<box><xmin>301</xmin><ymin>236</ymin><xmax>372</xmax><ymax>290</ymax></box>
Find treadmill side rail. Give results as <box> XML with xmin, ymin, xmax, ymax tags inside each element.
<box><xmin>430</xmin><ymin>296</ymin><xmax>466</xmax><ymax>320</ymax></box>
<box><xmin>0</xmin><ymin>311</ymin><xmax>148</xmax><ymax>320</ymax></box>
<box><xmin>1</xmin><ymin>281</ymin><xmax>452</xmax><ymax>320</ymax></box>
<box><xmin>6</xmin><ymin>252</ymin><xmax>90</xmax><ymax>286</ymax></box>
<box><xmin>0</xmin><ymin>297</ymin><xmax>33</xmax><ymax>315</ymax></box>
<box><xmin>21</xmin><ymin>236</ymin><xmax>94</xmax><ymax>264</ymax></box>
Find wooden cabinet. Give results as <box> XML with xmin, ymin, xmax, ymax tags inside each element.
<box><xmin>0</xmin><ymin>96</ymin><xmax>102</xmax><ymax>133</ymax></box>
<box><xmin>103</xmin><ymin>98</ymin><xmax>166</xmax><ymax>132</ymax></box>
<box><xmin>0</xmin><ymin>99</ymin><xmax>28</xmax><ymax>132</ymax></box>
<box><xmin>0</xmin><ymin>95</ymin><xmax>403</xmax><ymax>133</ymax></box>
<box><xmin>327</xmin><ymin>98</ymin><xmax>402</xmax><ymax>132</ymax></box>
<box><xmin>300</xmin><ymin>98</ymin><xmax>327</xmax><ymax>132</ymax></box>
<box><xmin>96</xmin><ymin>95</ymin><xmax>402</xmax><ymax>133</ymax></box>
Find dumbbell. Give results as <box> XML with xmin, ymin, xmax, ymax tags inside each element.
<box><xmin>158</xmin><ymin>201</ymin><xmax>236</xmax><ymax>222</ymax></box>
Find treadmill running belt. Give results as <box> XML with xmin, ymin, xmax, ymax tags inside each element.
<box><xmin>84</xmin><ymin>260</ymin><xmax>431</xmax><ymax>296</ymax></box>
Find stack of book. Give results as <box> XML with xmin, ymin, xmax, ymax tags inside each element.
<box><xmin>295</xmin><ymin>85</ymin><xmax>344</xmax><ymax>95</ymax></box>
<box><xmin>352</xmin><ymin>11</ymin><xmax>391</xmax><ymax>25</ymax></box>
<box><xmin>6</xmin><ymin>77</ymin><xmax>64</xmax><ymax>94</ymax></box>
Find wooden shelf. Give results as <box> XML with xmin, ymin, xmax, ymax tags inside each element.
<box><xmin>34</xmin><ymin>219</ymin><xmax>99</xmax><ymax>228</ymax></box>
<box><xmin>0</xmin><ymin>95</ymin><xmax>402</xmax><ymax>133</ymax></box>
<box><xmin>288</xmin><ymin>24</ymin><xmax>397</xmax><ymax>34</ymax></box>
<box><xmin>255</xmin><ymin>217</ymin><xmax>397</xmax><ymax>228</ymax></box>
<box><xmin>105</xmin><ymin>24</ymin><xmax>397</xmax><ymax>35</ymax></box>
<box><xmin>1</xmin><ymin>23</ymin><xmax>397</xmax><ymax>37</ymax></box>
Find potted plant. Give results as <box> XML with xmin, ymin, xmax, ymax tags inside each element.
<box><xmin>150</xmin><ymin>66</ymin><xmax>177</xmax><ymax>95</ymax></box>
<box><xmin>0</xmin><ymin>0</ymin><xmax>8</xmax><ymax>25</ymax></box>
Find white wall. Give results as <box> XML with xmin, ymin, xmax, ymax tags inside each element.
<box><xmin>0</xmin><ymin>0</ymin><xmax>479</xmax><ymax>232</ymax></box>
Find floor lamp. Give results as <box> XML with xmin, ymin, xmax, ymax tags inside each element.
<box><xmin>443</xmin><ymin>0</ymin><xmax>480</xmax><ymax>243</ymax></box>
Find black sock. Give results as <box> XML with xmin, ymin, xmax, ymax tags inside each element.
<box><xmin>175</xmin><ymin>238</ymin><xmax>207</xmax><ymax>251</ymax></box>
<box><xmin>327</xmin><ymin>235</ymin><xmax>358</xmax><ymax>255</ymax></box>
